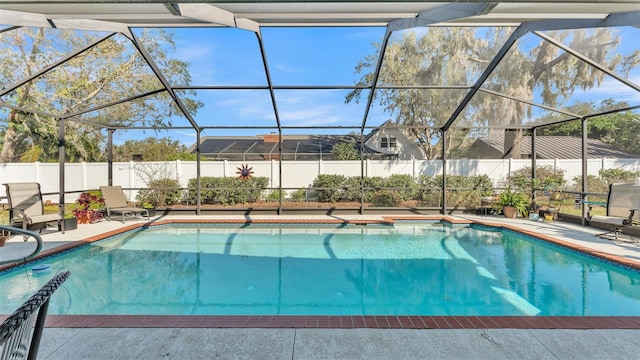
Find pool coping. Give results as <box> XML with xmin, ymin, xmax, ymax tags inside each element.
<box><xmin>41</xmin><ymin>315</ymin><xmax>640</xmax><ymax>329</ymax></box>
<box><xmin>2</xmin><ymin>216</ymin><xmax>639</xmax><ymax>330</ymax></box>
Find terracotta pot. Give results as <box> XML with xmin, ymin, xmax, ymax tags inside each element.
<box><xmin>0</xmin><ymin>235</ymin><xmax>7</xmax><ymax>247</ymax></box>
<box><xmin>502</xmin><ymin>206</ymin><xmax>517</xmax><ymax>218</ymax></box>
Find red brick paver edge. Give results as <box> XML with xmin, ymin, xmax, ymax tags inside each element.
<box><xmin>37</xmin><ymin>315</ymin><xmax>640</xmax><ymax>329</ymax></box>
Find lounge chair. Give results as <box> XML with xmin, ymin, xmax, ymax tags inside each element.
<box><xmin>587</xmin><ymin>182</ymin><xmax>640</xmax><ymax>240</ymax></box>
<box><xmin>0</xmin><ymin>271</ymin><xmax>71</xmax><ymax>360</ymax></box>
<box><xmin>3</xmin><ymin>182</ymin><xmax>64</xmax><ymax>240</ymax></box>
<box><xmin>100</xmin><ymin>185</ymin><xmax>149</xmax><ymax>223</ymax></box>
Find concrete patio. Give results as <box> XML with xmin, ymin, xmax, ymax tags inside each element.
<box><xmin>37</xmin><ymin>327</ymin><xmax>640</xmax><ymax>360</ymax></box>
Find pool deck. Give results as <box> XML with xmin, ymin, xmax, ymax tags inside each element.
<box><xmin>1</xmin><ymin>214</ymin><xmax>639</xmax><ymax>359</ymax></box>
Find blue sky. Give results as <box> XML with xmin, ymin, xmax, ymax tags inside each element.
<box><xmin>117</xmin><ymin>25</ymin><xmax>639</xmax><ymax>147</ymax></box>
<box><xmin>118</xmin><ymin>26</ymin><xmax>386</xmax><ymax>146</ymax></box>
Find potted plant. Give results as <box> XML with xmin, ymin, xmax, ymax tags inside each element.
<box><xmin>72</xmin><ymin>191</ymin><xmax>105</xmax><ymax>224</ymax></box>
<box><xmin>59</xmin><ymin>213</ymin><xmax>78</xmax><ymax>231</ymax></box>
<box><xmin>494</xmin><ymin>189</ymin><xmax>529</xmax><ymax>218</ymax></box>
<box><xmin>142</xmin><ymin>202</ymin><xmax>156</xmax><ymax>217</ymax></box>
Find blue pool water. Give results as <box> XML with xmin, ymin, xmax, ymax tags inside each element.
<box><xmin>1</xmin><ymin>223</ymin><xmax>639</xmax><ymax>316</ymax></box>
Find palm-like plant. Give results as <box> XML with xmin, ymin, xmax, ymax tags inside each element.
<box><xmin>494</xmin><ymin>189</ymin><xmax>530</xmax><ymax>218</ymax></box>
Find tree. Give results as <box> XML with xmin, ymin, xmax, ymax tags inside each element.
<box><xmin>347</xmin><ymin>28</ymin><xmax>501</xmax><ymax>159</ymax></box>
<box><xmin>0</xmin><ymin>27</ymin><xmax>202</xmax><ymax>162</ymax></box>
<box><xmin>347</xmin><ymin>27</ymin><xmax>639</xmax><ymax>159</ymax></box>
<box><xmin>331</xmin><ymin>140</ymin><xmax>361</xmax><ymax>160</ymax></box>
<box><xmin>536</xmin><ymin>99</ymin><xmax>640</xmax><ymax>155</ymax></box>
<box><xmin>113</xmin><ymin>137</ymin><xmax>195</xmax><ymax>161</ymax></box>
<box><xmin>489</xmin><ymin>28</ymin><xmax>638</xmax><ymax>158</ymax></box>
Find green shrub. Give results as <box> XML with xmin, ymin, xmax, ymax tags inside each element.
<box><xmin>359</xmin><ymin>176</ymin><xmax>386</xmax><ymax>203</ymax></box>
<box><xmin>371</xmin><ymin>189</ymin><xmax>401</xmax><ymax>206</ymax></box>
<box><xmin>571</xmin><ymin>174</ymin><xmax>607</xmax><ymax>194</ymax></box>
<box><xmin>571</xmin><ymin>168</ymin><xmax>640</xmax><ymax>194</ymax></box>
<box><xmin>188</xmin><ymin>176</ymin><xmax>268</xmax><ymax>205</ymax></box>
<box><xmin>343</xmin><ymin>176</ymin><xmax>388</xmax><ymax>202</ymax></box>
<box><xmin>445</xmin><ymin>175</ymin><xmax>476</xmax><ymax>208</ymax></box>
<box><xmin>311</xmin><ymin>174</ymin><xmax>417</xmax><ymax>204</ymax></box>
<box><xmin>307</xmin><ymin>173</ymin><xmax>495</xmax><ymax>208</ymax></box>
<box><xmin>385</xmin><ymin>174</ymin><xmax>416</xmax><ymax>202</ymax></box>
<box><xmin>311</xmin><ymin>174</ymin><xmax>347</xmax><ymax>202</ymax></box>
<box><xmin>415</xmin><ymin>175</ymin><xmax>440</xmax><ymax>206</ymax></box>
<box><xmin>470</xmin><ymin>174</ymin><xmax>494</xmax><ymax>196</ymax></box>
<box><xmin>136</xmin><ymin>178</ymin><xmax>182</xmax><ymax>207</ymax></box>
<box><xmin>266</xmin><ymin>189</ymin><xmax>282</xmax><ymax>201</ymax></box>
<box><xmin>288</xmin><ymin>188</ymin><xmax>307</xmax><ymax>201</ymax></box>
<box><xmin>508</xmin><ymin>165</ymin><xmax>566</xmax><ymax>193</ymax></box>
<box><xmin>415</xmin><ymin>174</ymin><xmax>494</xmax><ymax>207</ymax></box>
<box><xmin>598</xmin><ymin>168</ymin><xmax>640</xmax><ymax>184</ymax></box>
<box><xmin>342</xmin><ymin>176</ymin><xmax>362</xmax><ymax>202</ymax></box>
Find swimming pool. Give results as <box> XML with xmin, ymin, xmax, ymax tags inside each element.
<box><xmin>1</xmin><ymin>222</ymin><xmax>639</xmax><ymax>316</ymax></box>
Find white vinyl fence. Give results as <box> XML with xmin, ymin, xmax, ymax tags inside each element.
<box><xmin>1</xmin><ymin>158</ymin><xmax>639</xmax><ymax>204</ymax></box>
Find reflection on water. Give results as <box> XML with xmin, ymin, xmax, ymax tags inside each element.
<box><xmin>1</xmin><ymin>224</ymin><xmax>638</xmax><ymax>316</ymax></box>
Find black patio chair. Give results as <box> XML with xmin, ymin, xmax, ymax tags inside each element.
<box><xmin>0</xmin><ymin>271</ymin><xmax>71</xmax><ymax>360</ymax></box>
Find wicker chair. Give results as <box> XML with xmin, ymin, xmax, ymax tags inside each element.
<box><xmin>0</xmin><ymin>271</ymin><xmax>71</xmax><ymax>360</ymax></box>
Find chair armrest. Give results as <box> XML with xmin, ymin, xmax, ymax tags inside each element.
<box><xmin>626</xmin><ymin>209</ymin><xmax>638</xmax><ymax>225</ymax></box>
<box><xmin>18</xmin><ymin>208</ymin><xmax>30</xmax><ymax>224</ymax></box>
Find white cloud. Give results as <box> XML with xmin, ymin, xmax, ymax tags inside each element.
<box><xmin>175</xmin><ymin>42</ymin><xmax>214</xmax><ymax>63</ymax></box>
<box><xmin>284</xmin><ymin>107</ymin><xmax>327</xmax><ymax>120</ymax></box>
<box><xmin>201</xmin><ymin>89</ymin><xmax>360</xmax><ymax>127</ymax></box>
<box><xmin>173</xmin><ymin>130</ymin><xmax>197</xmax><ymax>138</ymax></box>
<box><xmin>275</xmin><ymin>64</ymin><xmax>307</xmax><ymax>74</ymax></box>
<box><xmin>587</xmin><ymin>75</ymin><xmax>640</xmax><ymax>104</ymax></box>
<box><xmin>213</xmin><ymin>94</ymin><xmax>275</xmax><ymax>122</ymax></box>
<box><xmin>174</xmin><ymin>41</ymin><xmax>218</xmax><ymax>84</ymax></box>
<box><xmin>273</xmin><ymin>90</ymin><xmax>362</xmax><ymax>127</ymax></box>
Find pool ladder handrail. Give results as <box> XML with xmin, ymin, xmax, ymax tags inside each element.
<box><xmin>0</xmin><ymin>225</ymin><xmax>43</xmax><ymax>266</ymax></box>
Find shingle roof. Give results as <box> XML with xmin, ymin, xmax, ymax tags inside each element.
<box><xmin>194</xmin><ymin>134</ymin><xmax>391</xmax><ymax>160</ymax></box>
<box><xmin>198</xmin><ymin>135</ymin><xmax>356</xmax><ymax>155</ymax></box>
<box><xmin>475</xmin><ymin>136</ymin><xmax>637</xmax><ymax>159</ymax></box>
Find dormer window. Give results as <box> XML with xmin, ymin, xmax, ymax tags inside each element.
<box><xmin>381</xmin><ymin>136</ymin><xmax>396</xmax><ymax>149</ymax></box>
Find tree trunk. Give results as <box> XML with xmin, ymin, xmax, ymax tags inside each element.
<box><xmin>0</xmin><ymin>110</ymin><xmax>21</xmax><ymax>163</ymax></box>
<box><xmin>1</xmin><ymin>29</ymin><xmax>44</xmax><ymax>163</ymax></box>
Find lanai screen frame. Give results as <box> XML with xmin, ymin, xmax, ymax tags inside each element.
<box><xmin>1</xmin><ymin>5</ymin><xmax>639</xmax><ymax>220</ymax></box>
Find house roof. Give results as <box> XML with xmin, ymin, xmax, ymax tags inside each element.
<box><xmin>474</xmin><ymin>136</ymin><xmax>638</xmax><ymax>159</ymax></box>
<box><xmin>197</xmin><ymin>135</ymin><xmax>357</xmax><ymax>157</ymax></box>
<box><xmin>363</xmin><ymin>120</ymin><xmax>394</xmax><ymax>143</ymax></box>
<box><xmin>194</xmin><ymin>132</ymin><xmax>403</xmax><ymax>160</ymax></box>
